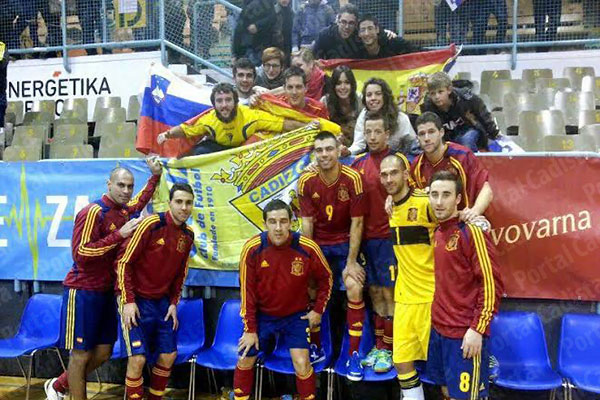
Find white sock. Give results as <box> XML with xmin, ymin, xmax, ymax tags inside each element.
<box><xmin>401</xmin><ymin>384</ymin><xmax>425</xmax><ymax>400</ymax></box>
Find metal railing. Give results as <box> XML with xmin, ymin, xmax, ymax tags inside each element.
<box><xmin>2</xmin><ymin>0</ymin><xmax>600</xmax><ymax>77</ymax></box>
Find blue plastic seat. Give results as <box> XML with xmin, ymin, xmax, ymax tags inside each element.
<box><xmin>334</xmin><ymin>312</ymin><xmax>397</xmax><ymax>382</ymax></box>
<box><xmin>175</xmin><ymin>298</ymin><xmax>205</xmax><ymax>365</ymax></box>
<box><xmin>489</xmin><ymin>311</ymin><xmax>562</xmax><ymax>392</ymax></box>
<box><xmin>558</xmin><ymin>313</ymin><xmax>600</xmax><ymax>395</ymax></box>
<box><xmin>0</xmin><ymin>294</ymin><xmax>65</xmax><ymax>400</ymax></box>
<box><xmin>194</xmin><ymin>299</ymin><xmax>244</xmax><ymax>397</ymax></box>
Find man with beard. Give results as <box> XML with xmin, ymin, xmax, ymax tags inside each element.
<box><xmin>357</xmin><ymin>15</ymin><xmax>420</xmax><ymax>59</ymax></box>
<box><xmin>233</xmin><ymin>58</ymin><xmax>257</xmax><ymax>105</ymax></box>
<box><xmin>116</xmin><ymin>183</ymin><xmax>195</xmax><ymax>400</ymax></box>
<box><xmin>157</xmin><ymin>83</ymin><xmax>309</xmax><ymax>155</ymax></box>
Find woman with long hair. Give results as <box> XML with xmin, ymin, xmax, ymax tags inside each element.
<box><xmin>320</xmin><ymin>65</ymin><xmax>363</xmax><ymax>147</ymax></box>
<box><xmin>349</xmin><ymin>77</ymin><xmax>417</xmax><ymax>155</ymax></box>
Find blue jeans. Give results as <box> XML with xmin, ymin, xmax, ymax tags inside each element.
<box><xmin>455</xmin><ymin>127</ymin><xmax>482</xmax><ymax>152</ymax></box>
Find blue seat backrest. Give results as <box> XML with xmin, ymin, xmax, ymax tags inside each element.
<box><xmin>559</xmin><ymin>313</ymin><xmax>600</xmax><ymax>369</ymax></box>
<box><xmin>213</xmin><ymin>300</ymin><xmax>243</xmax><ymax>354</ymax></box>
<box><xmin>19</xmin><ymin>294</ymin><xmax>62</xmax><ymax>342</ymax></box>
<box><xmin>489</xmin><ymin>311</ymin><xmax>551</xmax><ymax>367</ymax></box>
<box><xmin>176</xmin><ymin>298</ymin><xmax>205</xmax><ymax>348</ymax></box>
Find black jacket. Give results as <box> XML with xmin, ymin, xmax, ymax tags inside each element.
<box><xmin>312</xmin><ymin>24</ymin><xmax>362</xmax><ymax>59</ymax></box>
<box><xmin>273</xmin><ymin>3</ymin><xmax>293</xmax><ymax>56</ymax></box>
<box><xmin>361</xmin><ymin>36</ymin><xmax>421</xmax><ymax>59</ymax></box>
<box><xmin>421</xmin><ymin>85</ymin><xmax>499</xmax><ymax>149</ymax></box>
<box><xmin>232</xmin><ymin>0</ymin><xmax>276</xmax><ymax>58</ymax></box>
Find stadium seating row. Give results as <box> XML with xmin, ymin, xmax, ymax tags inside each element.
<box><xmin>3</xmin><ymin>295</ymin><xmax>599</xmax><ymax>398</ymax></box>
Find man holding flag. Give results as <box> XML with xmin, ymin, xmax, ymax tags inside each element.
<box><xmin>157</xmin><ymin>83</ymin><xmax>310</xmax><ymax>155</ymax></box>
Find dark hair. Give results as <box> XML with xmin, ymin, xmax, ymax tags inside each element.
<box><xmin>109</xmin><ymin>167</ymin><xmax>133</xmax><ymax>181</ymax></box>
<box><xmin>169</xmin><ymin>183</ymin><xmax>194</xmax><ymax>200</ymax></box>
<box><xmin>326</xmin><ymin>65</ymin><xmax>358</xmax><ymax>125</ymax></box>
<box><xmin>362</xmin><ymin>78</ymin><xmax>398</xmax><ymax>133</ymax></box>
<box><xmin>415</xmin><ymin>111</ymin><xmax>444</xmax><ymax>131</ymax></box>
<box><xmin>358</xmin><ymin>14</ymin><xmax>379</xmax><ymax>28</ymax></box>
<box><xmin>429</xmin><ymin>170</ymin><xmax>462</xmax><ymax>197</ymax></box>
<box><xmin>314</xmin><ymin>131</ymin><xmax>338</xmax><ymax>144</ymax></box>
<box><xmin>364</xmin><ymin>110</ymin><xmax>390</xmax><ymax>131</ymax></box>
<box><xmin>210</xmin><ymin>83</ymin><xmax>239</xmax><ymax>107</ymax></box>
<box><xmin>338</xmin><ymin>3</ymin><xmax>359</xmax><ymax>19</ymax></box>
<box><xmin>263</xmin><ymin>199</ymin><xmax>292</xmax><ymax>220</ymax></box>
<box><xmin>232</xmin><ymin>57</ymin><xmax>256</xmax><ymax>78</ymax></box>
<box><xmin>283</xmin><ymin>66</ymin><xmax>306</xmax><ymax>85</ymax></box>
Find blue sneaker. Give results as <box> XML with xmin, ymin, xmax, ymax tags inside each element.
<box><xmin>346</xmin><ymin>351</ymin><xmax>364</xmax><ymax>381</ymax></box>
<box><xmin>280</xmin><ymin>395</ymin><xmax>294</xmax><ymax>400</ymax></box>
<box><xmin>309</xmin><ymin>344</ymin><xmax>326</xmax><ymax>364</ymax></box>
<box><xmin>361</xmin><ymin>346</ymin><xmax>380</xmax><ymax>367</ymax></box>
<box><xmin>373</xmin><ymin>350</ymin><xmax>393</xmax><ymax>373</ymax></box>
<box><xmin>489</xmin><ymin>354</ymin><xmax>500</xmax><ymax>381</ymax></box>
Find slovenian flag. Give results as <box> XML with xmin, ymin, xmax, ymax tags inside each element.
<box><xmin>320</xmin><ymin>45</ymin><xmax>458</xmax><ymax>114</ymax></box>
<box><xmin>136</xmin><ymin>63</ymin><xmax>213</xmax><ymax>157</ymax></box>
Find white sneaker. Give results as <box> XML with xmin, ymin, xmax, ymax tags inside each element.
<box><xmin>44</xmin><ymin>378</ymin><xmax>65</xmax><ymax>400</ymax></box>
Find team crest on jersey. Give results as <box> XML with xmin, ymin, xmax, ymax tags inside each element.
<box><xmin>291</xmin><ymin>257</ymin><xmax>304</xmax><ymax>276</ymax></box>
<box><xmin>176</xmin><ymin>235</ymin><xmax>187</xmax><ymax>253</ymax></box>
<box><xmin>445</xmin><ymin>232</ymin><xmax>460</xmax><ymax>251</ymax></box>
<box><xmin>156</xmin><ymin>237</ymin><xmax>165</xmax><ymax>246</ymax></box>
<box><xmin>109</xmin><ymin>223</ymin><xmax>117</xmax><ymax>231</ymax></box>
<box><xmin>338</xmin><ymin>184</ymin><xmax>350</xmax><ymax>202</ymax></box>
<box><xmin>407</xmin><ymin>207</ymin><xmax>418</xmax><ymax>221</ymax></box>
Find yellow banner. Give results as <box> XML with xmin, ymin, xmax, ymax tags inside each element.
<box><xmin>114</xmin><ymin>0</ymin><xmax>147</xmax><ymax>28</ymax></box>
<box><xmin>153</xmin><ymin>127</ymin><xmax>317</xmax><ymax>270</ymax></box>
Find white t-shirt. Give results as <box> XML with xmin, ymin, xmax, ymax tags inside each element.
<box><xmin>349</xmin><ymin>107</ymin><xmax>417</xmax><ymax>154</ymax></box>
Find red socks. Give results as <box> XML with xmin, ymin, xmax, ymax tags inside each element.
<box><xmin>374</xmin><ymin>314</ymin><xmax>385</xmax><ymax>349</ymax></box>
<box><xmin>233</xmin><ymin>364</ymin><xmax>254</xmax><ymax>400</ymax></box>
<box><xmin>310</xmin><ymin>325</ymin><xmax>322</xmax><ymax>348</ymax></box>
<box><xmin>347</xmin><ymin>300</ymin><xmax>365</xmax><ymax>354</ymax></box>
<box><xmin>53</xmin><ymin>371</ymin><xmax>69</xmax><ymax>393</ymax></box>
<box><xmin>296</xmin><ymin>367</ymin><xmax>316</xmax><ymax>400</ymax></box>
<box><xmin>125</xmin><ymin>375</ymin><xmax>143</xmax><ymax>399</ymax></box>
<box><xmin>383</xmin><ymin>317</ymin><xmax>394</xmax><ymax>351</ymax></box>
<box><xmin>147</xmin><ymin>364</ymin><xmax>172</xmax><ymax>400</ymax></box>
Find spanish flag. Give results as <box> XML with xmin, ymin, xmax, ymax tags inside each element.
<box><xmin>320</xmin><ymin>45</ymin><xmax>458</xmax><ymax>114</ymax></box>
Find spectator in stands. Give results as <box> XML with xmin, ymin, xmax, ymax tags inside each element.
<box><xmin>292</xmin><ymin>0</ymin><xmax>335</xmax><ymax>50</ymax></box>
<box><xmin>157</xmin><ymin>83</ymin><xmax>311</xmax><ymax>155</ymax></box>
<box><xmin>355</xmin><ymin>0</ymin><xmax>398</xmax><ymax>32</ymax></box>
<box><xmin>312</xmin><ymin>3</ymin><xmax>361</xmax><ymax>59</ymax></box>
<box><xmin>291</xmin><ymin>48</ymin><xmax>327</xmax><ymax>101</ymax></box>
<box><xmin>233</xmin><ymin>58</ymin><xmax>257</xmax><ymax>104</ymax></box>
<box><xmin>470</xmin><ymin>0</ymin><xmax>508</xmax><ymax>48</ymax></box>
<box><xmin>255</xmin><ymin>47</ymin><xmax>286</xmax><ymax>90</ymax></box>
<box><xmin>187</xmin><ymin>0</ymin><xmax>218</xmax><ymax>59</ymax></box>
<box><xmin>273</xmin><ymin>0</ymin><xmax>293</xmax><ymax>58</ymax></box>
<box><xmin>280</xmin><ymin>66</ymin><xmax>329</xmax><ymax>119</ymax></box>
<box><xmin>76</xmin><ymin>0</ymin><xmax>113</xmax><ymax>55</ymax></box>
<box><xmin>434</xmin><ymin>0</ymin><xmax>469</xmax><ymax>46</ymax></box>
<box><xmin>347</xmin><ymin>77</ymin><xmax>416</xmax><ymax>156</ymax></box>
<box><xmin>421</xmin><ymin>71</ymin><xmax>499</xmax><ymax>152</ymax></box>
<box><xmin>232</xmin><ymin>0</ymin><xmax>276</xmax><ymax>65</ymax></box>
<box><xmin>320</xmin><ymin>65</ymin><xmax>363</xmax><ymax>147</ymax></box>
<box><xmin>12</xmin><ymin>1</ymin><xmax>61</xmax><ymax>56</ymax></box>
<box><xmin>357</xmin><ymin>14</ymin><xmax>420</xmax><ymax>59</ymax></box>
<box><xmin>533</xmin><ymin>0</ymin><xmax>562</xmax><ymax>43</ymax></box>
<box><xmin>134</xmin><ymin>0</ymin><xmax>159</xmax><ymax>46</ymax></box>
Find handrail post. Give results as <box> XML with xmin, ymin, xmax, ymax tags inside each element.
<box><xmin>101</xmin><ymin>0</ymin><xmax>108</xmax><ymax>44</ymax></box>
<box><xmin>511</xmin><ymin>0</ymin><xmax>519</xmax><ymax>70</ymax></box>
<box><xmin>160</xmin><ymin>0</ymin><xmax>167</xmax><ymax>66</ymax></box>
<box><xmin>398</xmin><ymin>0</ymin><xmax>404</xmax><ymax>36</ymax></box>
<box><xmin>61</xmin><ymin>0</ymin><xmax>71</xmax><ymax>73</ymax></box>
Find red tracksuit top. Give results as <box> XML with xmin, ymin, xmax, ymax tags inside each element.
<box><xmin>432</xmin><ymin>217</ymin><xmax>503</xmax><ymax>339</ymax></box>
<box><xmin>239</xmin><ymin>231</ymin><xmax>333</xmax><ymax>333</ymax></box>
<box><xmin>115</xmin><ymin>211</ymin><xmax>194</xmax><ymax>305</ymax></box>
<box><xmin>63</xmin><ymin>174</ymin><xmax>160</xmax><ymax>291</ymax></box>
<box><xmin>411</xmin><ymin>142</ymin><xmax>488</xmax><ymax>211</ymax></box>
<box><xmin>351</xmin><ymin>148</ymin><xmax>411</xmax><ymax>240</ymax></box>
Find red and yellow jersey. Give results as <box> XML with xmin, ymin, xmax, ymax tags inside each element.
<box><xmin>63</xmin><ymin>174</ymin><xmax>160</xmax><ymax>291</ymax></box>
<box><xmin>115</xmin><ymin>211</ymin><xmax>194</xmax><ymax>305</ymax></box>
<box><xmin>297</xmin><ymin>164</ymin><xmax>365</xmax><ymax>246</ymax></box>
<box><xmin>351</xmin><ymin>148</ymin><xmax>411</xmax><ymax>240</ymax></box>
<box><xmin>411</xmin><ymin>142</ymin><xmax>488</xmax><ymax>210</ymax></box>
<box><xmin>239</xmin><ymin>231</ymin><xmax>332</xmax><ymax>333</ymax></box>
<box><xmin>432</xmin><ymin>217</ymin><xmax>503</xmax><ymax>338</ymax></box>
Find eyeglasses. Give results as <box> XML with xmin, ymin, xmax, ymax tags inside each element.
<box><xmin>338</xmin><ymin>19</ymin><xmax>357</xmax><ymax>27</ymax></box>
<box><xmin>264</xmin><ymin>63</ymin><xmax>281</xmax><ymax>69</ymax></box>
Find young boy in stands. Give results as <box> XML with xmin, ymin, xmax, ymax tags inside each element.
<box><xmin>421</xmin><ymin>72</ymin><xmax>499</xmax><ymax>152</ymax></box>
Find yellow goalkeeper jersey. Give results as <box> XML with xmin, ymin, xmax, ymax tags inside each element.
<box><xmin>390</xmin><ymin>188</ymin><xmax>437</xmax><ymax>304</ymax></box>
<box><xmin>180</xmin><ymin>105</ymin><xmax>284</xmax><ymax>147</ymax></box>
